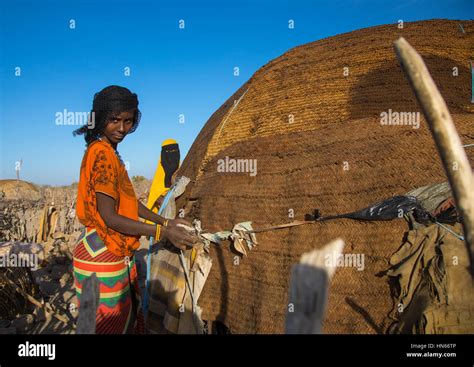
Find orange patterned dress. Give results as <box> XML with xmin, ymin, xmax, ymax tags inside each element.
<box><xmin>73</xmin><ymin>139</ymin><xmax>144</xmax><ymax>334</ymax></box>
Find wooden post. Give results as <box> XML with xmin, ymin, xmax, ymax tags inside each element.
<box><xmin>285</xmin><ymin>238</ymin><xmax>344</xmax><ymax>334</ymax></box>
<box><xmin>394</xmin><ymin>37</ymin><xmax>474</xmax><ymax>276</ymax></box>
<box><xmin>76</xmin><ymin>272</ymin><xmax>99</xmax><ymax>334</ymax></box>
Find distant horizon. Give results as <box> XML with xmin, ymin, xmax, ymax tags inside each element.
<box><xmin>0</xmin><ymin>176</ymin><xmax>151</xmax><ymax>188</ymax></box>
<box><xmin>1</xmin><ymin>0</ymin><xmax>472</xmax><ymax>185</ymax></box>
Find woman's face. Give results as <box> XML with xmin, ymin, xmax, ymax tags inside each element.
<box><xmin>101</xmin><ymin>110</ymin><xmax>135</xmax><ymax>146</ymax></box>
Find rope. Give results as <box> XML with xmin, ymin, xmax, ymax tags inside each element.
<box><xmin>435</xmin><ymin>221</ymin><xmax>464</xmax><ymax>241</ymax></box>
<box><xmin>246</xmin><ymin>220</ymin><xmax>312</xmax><ymax>233</ymax></box>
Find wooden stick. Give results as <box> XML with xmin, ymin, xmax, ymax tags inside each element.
<box><xmin>76</xmin><ymin>272</ymin><xmax>99</xmax><ymax>334</ymax></box>
<box><xmin>394</xmin><ymin>37</ymin><xmax>474</xmax><ymax>276</ymax></box>
<box><xmin>6</xmin><ymin>277</ymin><xmax>70</xmax><ymax>325</ymax></box>
<box><xmin>285</xmin><ymin>238</ymin><xmax>345</xmax><ymax>334</ymax></box>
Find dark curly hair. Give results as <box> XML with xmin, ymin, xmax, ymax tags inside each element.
<box><xmin>73</xmin><ymin>85</ymin><xmax>141</xmax><ymax>145</ymax></box>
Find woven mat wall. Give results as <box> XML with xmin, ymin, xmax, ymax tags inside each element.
<box><xmin>175</xmin><ymin>20</ymin><xmax>474</xmax><ymax>333</ymax></box>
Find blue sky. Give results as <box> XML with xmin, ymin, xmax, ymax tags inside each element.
<box><xmin>0</xmin><ymin>0</ymin><xmax>472</xmax><ymax>185</ymax></box>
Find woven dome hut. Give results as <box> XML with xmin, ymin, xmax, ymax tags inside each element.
<box><xmin>175</xmin><ymin>19</ymin><xmax>474</xmax><ymax>333</ymax></box>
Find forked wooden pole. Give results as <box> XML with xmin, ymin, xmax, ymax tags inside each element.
<box><xmin>394</xmin><ymin>37</ymin><xmax>474</xmax><ymax>276</ymax></box>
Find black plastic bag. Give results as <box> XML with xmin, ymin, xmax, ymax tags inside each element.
<box><xmin>306</xmin><ymin>196</ymin><xmax>432</xmax><ymax>223</ymax></box>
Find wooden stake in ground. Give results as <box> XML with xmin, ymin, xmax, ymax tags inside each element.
<box><xmin>394</xmin><ymin>37</ymin><xmax>474</xmax><ymax>276</ymax></box>
<box><xmin>76</xmin><ymin>272</ymin><xmax>99</xmax><ymax>334</ymax></box>
<box><xmin>285</xmin><ymin>238</ymin><xmax>344</xmax><ymax>334</ymax></box>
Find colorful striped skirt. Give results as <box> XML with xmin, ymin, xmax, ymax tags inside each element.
<box><xmin>73</xmin><ymin>228</ymin><xmax>144</xmax><ymax>334</ymax></box>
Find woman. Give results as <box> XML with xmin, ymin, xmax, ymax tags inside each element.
<box><xmin>73</xmin><ymin>85</ymin><xmax>196</xmax><ymax>334</ymax></box>
<box><xmin>146</xmin><ymin>138</ymin><xmax>180</xmax><ymax>220</ymax></box>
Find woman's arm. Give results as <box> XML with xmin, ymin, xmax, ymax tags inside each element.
<box><xmin>137</xmin><ymin>200</ymin><xmax>165</xmax><ymax>224</ymax></box>
<box><xmin>96</xmin><ymin>193</ymin><xmax>196</xmax><ymax>250</ymax></box>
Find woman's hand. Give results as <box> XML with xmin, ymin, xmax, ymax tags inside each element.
<box><xmin>161</xmin><ymin>218</ymin><xmax>197</xmax><ymax>251</ymax></box>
